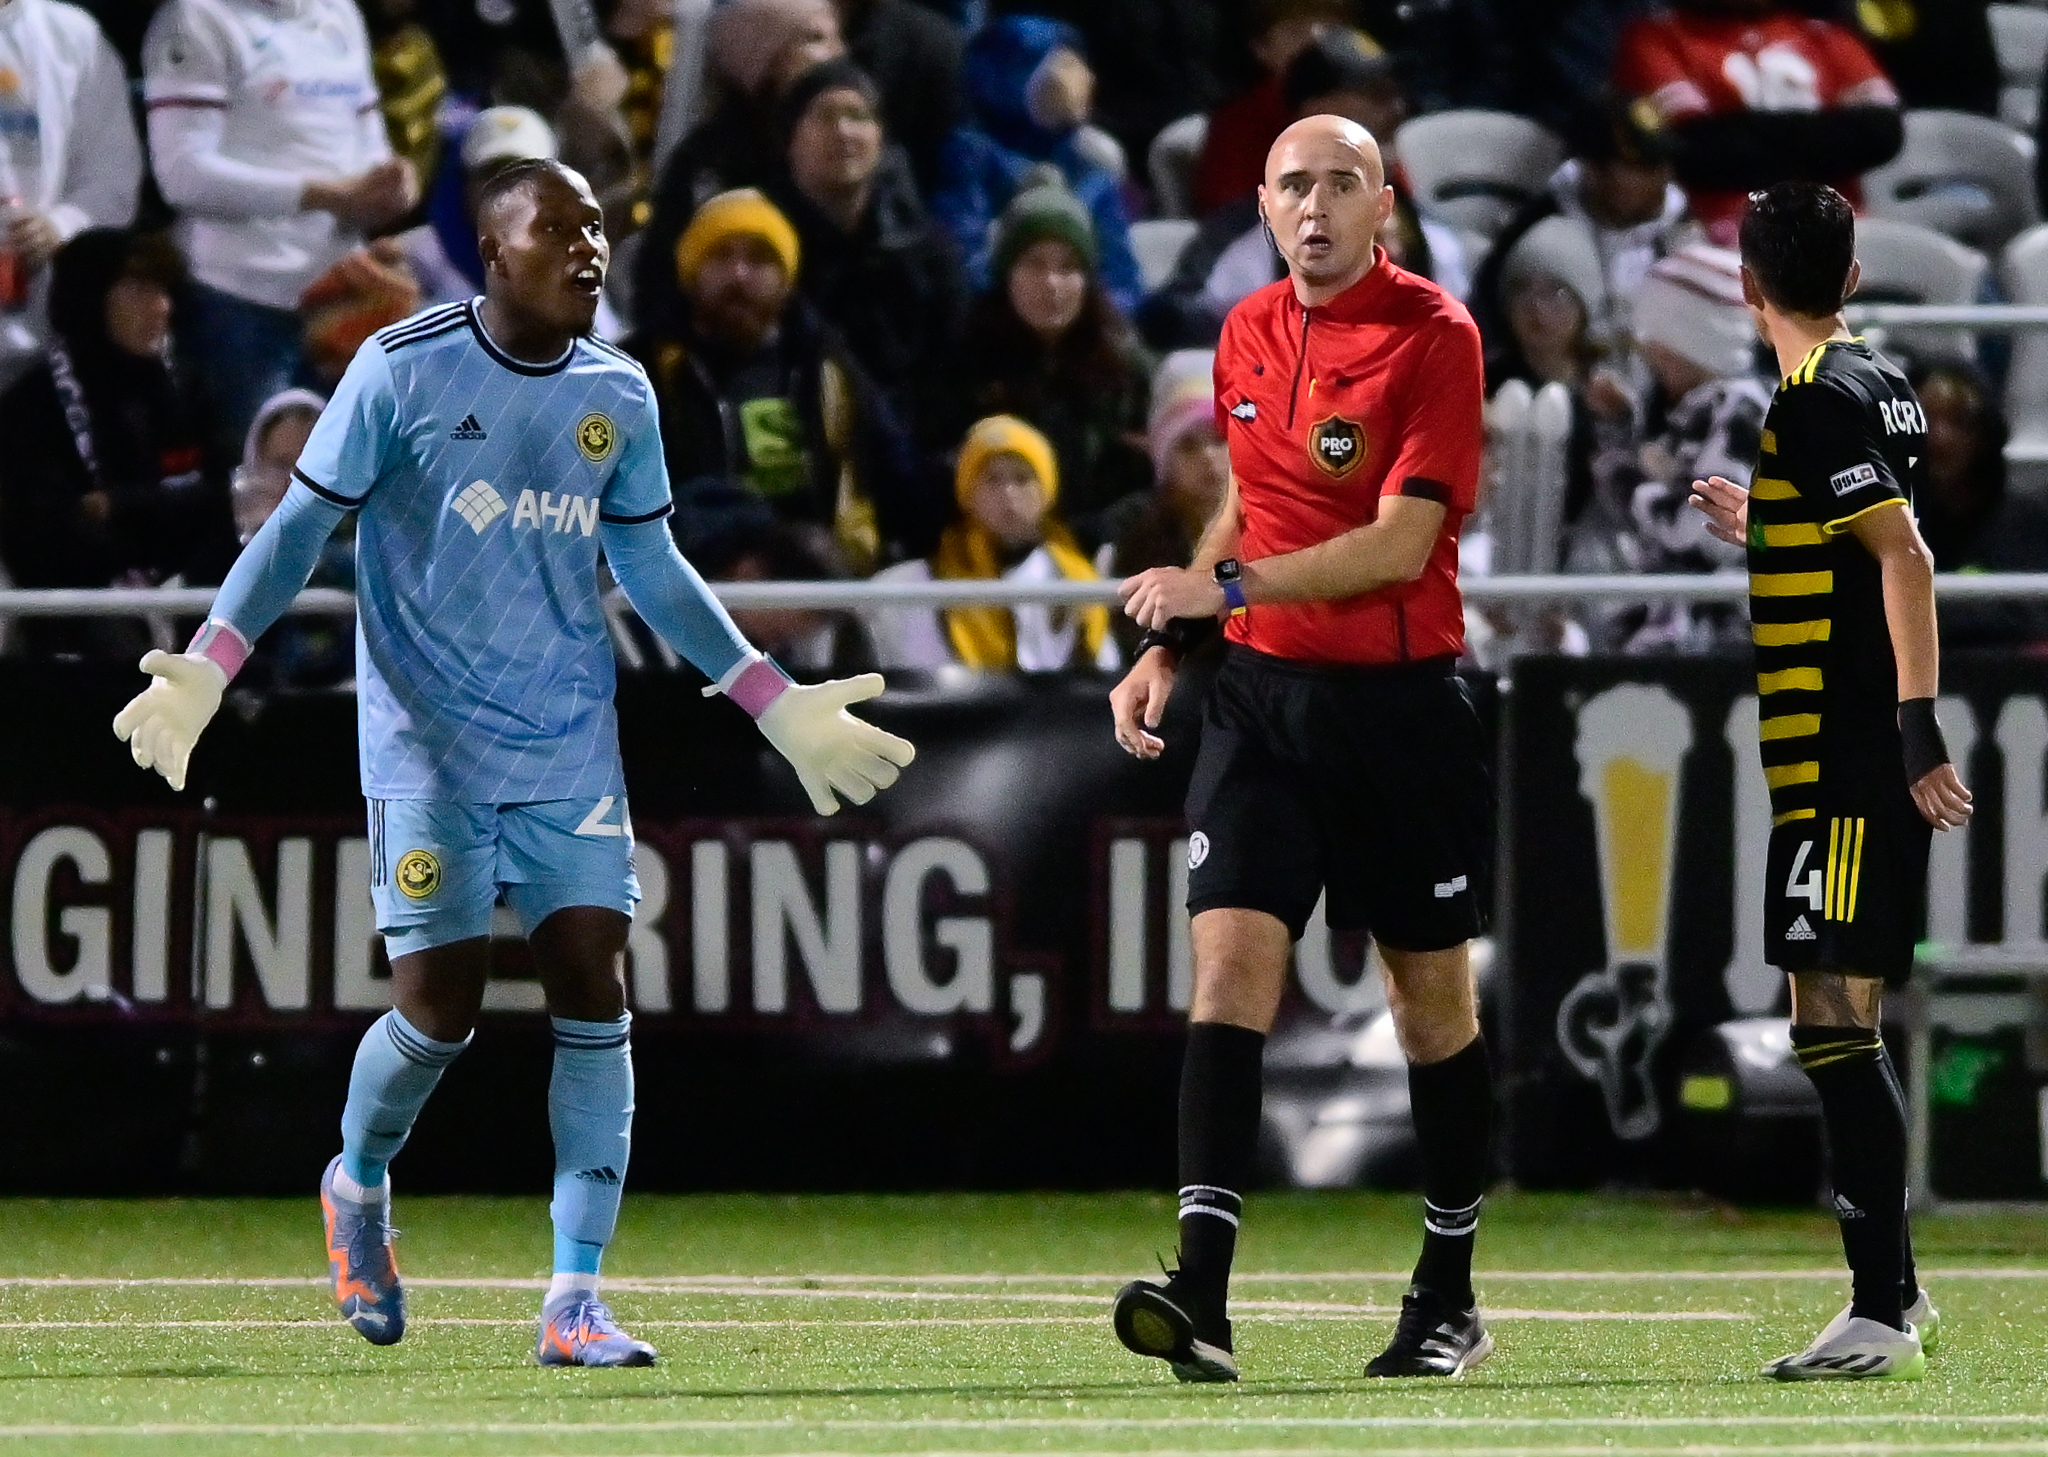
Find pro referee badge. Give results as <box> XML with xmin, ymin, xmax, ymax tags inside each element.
<box><xmin>396</xmin><ymin>849</ymin><xmax>441</xmax><ymax>900</ymax></box>
<box><xmin>576</xmin><ymin>412</ymin><xmax>617</xmax><ymax>463</ymax></box>
<box><xmin>1308</xmin><ymin>415</ymin><xmax>1366</xmax><ymax>477</ymax></box>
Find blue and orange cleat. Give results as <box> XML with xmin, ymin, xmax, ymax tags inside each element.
<box><xmin>320</xmin><ymin>1155</ymin><xmax>406</xmax><ymax>1346</ymax></box>
<box><xmin>536</xmin><ymin>1293</ymin><xmax>658</xmax><ymax>1367</ymax></box>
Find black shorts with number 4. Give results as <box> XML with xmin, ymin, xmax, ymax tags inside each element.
<box><xmin>1184</xmin><ymin>645</ymin><xmax>1492</xmax><ymax>950</ymax></box>
<box><xmin>1764</xmin><ymin>767</ymin><xmax>1931</xmax><ymax>986</ymax></box>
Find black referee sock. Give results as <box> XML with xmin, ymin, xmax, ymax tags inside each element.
<box><xmin>1407</xmin><ymin>1033</ymin><xmax>1493</xmax><ymax>1308</ymax></box>
<box><xmin>1177</xmin><ymin>1021</ymin><xmax>1266</xmax><ymax>1317</ymax></box>
<box><xmin>1793</xmin><ymin>1024</ymin><xmax>1907</xmax><ymax>1331</ymax></box>
<box><xmin>1876</xmin><ymin>1042</ymin><xmax>1922</xmax><ymax>1309</ymax></box>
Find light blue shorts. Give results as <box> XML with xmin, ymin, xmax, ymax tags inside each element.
<box><xmin>368</xmin><ymin>796</ymin><xmax>641</xmax><ymax>958</ymax></box>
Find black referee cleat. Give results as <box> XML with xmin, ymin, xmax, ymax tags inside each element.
<box><xmin>1112</xmin><ymin>1270</ymin><xmax>1238</xmax><ymax>1382</ymax></box>
<box><xmin>1363</xmin><ymin>1285</ymin><xmax>1493</xmax><ymax>1377</ymax></box>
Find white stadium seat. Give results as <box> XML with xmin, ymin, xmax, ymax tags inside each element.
<box><xmin>1129</xmin><ymin>218</ymin><xmax>1199</xmax><ymax>293</ymax></box>
<box><xmin>1849</xmin><ymin>217</ymin><xmax>1990</xmax><ymax>366</ymax></box>
<box><xmin>1863</xmin><ymin>109</ymin><xmax>2040</xmax><ymax>251</ymax></box>
<box><xmin>2001</xmin><ymin>223</ymin><xmax>2048</xmax><ymax>473</ymax></box>
<box><xmin>1393</xmin><ymin>110</ymin><xmax>1566</xmax><ymax>243</ymax></box>
<box><xmin>1990</xmin><ymin>3</ymin><xmax>2048</xmax><ymax>129</ymax></box>
<box><xmin>1148</xmin><ymin>113</ymin><xmax>1209</xmax><ymax>220</ymax></box>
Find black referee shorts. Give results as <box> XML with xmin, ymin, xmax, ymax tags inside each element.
<box><xmin>1183</xmin><ymin>645</ymin><xmax>1493</xmax><ymax>950</ymax></box>
<box><xmin>1764</xmin><ymin>755</ymin><xmax>1931</xmax><ymax>987</ymax></box>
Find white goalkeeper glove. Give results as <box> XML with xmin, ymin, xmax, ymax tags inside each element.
<box><xmin>112</xmin><ymin>649</ymin><xmax>227</xmax><ymax>793</ymax></box>
<box><xmin>754</xmin><ymin>673</ymin><xmax>916</xmax><ymax>815</ymax></box>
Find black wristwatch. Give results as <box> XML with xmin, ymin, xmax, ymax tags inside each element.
<box><xmin>1212</xmin><ymin>557</ymin><xmax>1247</xmax><ymax>613</ymax></box>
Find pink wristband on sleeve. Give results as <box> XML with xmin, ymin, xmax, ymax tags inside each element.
<box><xmin>186</xmin><ymin>619</ymin><xmax>252</xmax><ymax>683</ymax></box>
<box><xmin>725</xmin><ymin>656</ymin><xmax>791</xmax><ymax>718</ymax></box>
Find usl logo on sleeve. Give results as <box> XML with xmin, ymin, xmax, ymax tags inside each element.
<box><xmin>1308</xmin><ymin>415</ymin><xmax>1366</xmax><ymax>477</ymax></box>
<box><xmin>1829</xmin><ymin>462</ymin><xmax>1879</xmax><ymax>497</ymax></box>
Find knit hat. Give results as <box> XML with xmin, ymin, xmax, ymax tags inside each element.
<box><xmin>242</xmin><ymin>387</ymin><xmax>327</xmax><ymax>471</ymax></box>
<box><xmin>1632</xmin><ymin>245</ymin><xmax>1757</xmax><ymax>379</ymax></box>
<box><xmin>990</xmin><ymin>164</ymin><xmax>1097</xmax><ymax>281</ymax></box>
<box><xmin>1563</xmin><ymin>92</ymin><xmax>1672</xmax><ymax>166</ymax></box>
<box><xmin>1282</xmin><ymin>26</ymin><xmax>1394</xmax><ymax>112</ymax></box>
<box><xmin>462</xmin><ymin>106</ymin><xmax>557</xmax><ymax>171</ymax></box>
<box><xmin>675</xmin><ymin>188</ymin><xmax>802</xmax><ymax>287</ymax></box>
<box><xmin>955</xmin><ymin>414</ymin><xmax>1060</xmax><ymax>510</ymax></box>
<box><xmin>1499</xmin><ymin>214</ymin><xmax>1607</xmax><ymax>322</ymax></box>
<box><xmin>707</xmin><ymin>0</ymin><xmax>839</xmax><ymax>96</ymax></box>
<box><xmin>779</xmin><ymin>58</ymin><xmax>882</xmax><ymax>144</ymax></box>
<box><xmin>1147</xmin><ymin>349</ymin><xmax>1218</xmax><ymax>480</ymax></box>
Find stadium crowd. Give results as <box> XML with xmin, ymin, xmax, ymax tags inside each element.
<box><xmin>0</xmin><ymin>0</ymin><xmax>2043</xmax><ymax>678</ymax></box>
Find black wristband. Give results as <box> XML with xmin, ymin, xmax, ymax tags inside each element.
<box><xmin>1899</xmin><ymin>697</ymin><xmax>1949</xmax><ymax>785</ymax></box>
<box><xmin>1135</xmin><ymin>620</ymin><xmax>1194</xmax><ymax>663</ymax></box>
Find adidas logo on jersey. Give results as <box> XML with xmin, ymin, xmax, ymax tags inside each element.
<box><xmin>451</xmin><ymin>413</ymin><xmax>487</xmax><ymax>440</ymax></box>
<box><xmin>1786</xmin><ymin>915</ymin><xmax>1817</xmax><ymax>942</ymax></box>
<box><xmin>576</xmin><ymin>1166</ymin><xmax>622</xmax><ymax>1186</ymax></box>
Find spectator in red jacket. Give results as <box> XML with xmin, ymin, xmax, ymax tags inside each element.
<box><xmin>1189</xmin><ymin>0</ymin><xmax>1355</xmax><ymax>219</ymax></box>
<box><xmin>1612</xmin><ymin>0</ymin><xmax>1901</xmax><ymax>244</ymax></box>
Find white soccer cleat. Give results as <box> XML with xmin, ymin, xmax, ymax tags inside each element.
<box><xmin>1805</xmin><ymin>1287</ymin><xmax>1942</xmax><ymax>1358</ymax></box>
<box><xmin>1763</xmin><ymin>1313</ymin><xmax>1925</xmax><ymax>1381</ymax></box>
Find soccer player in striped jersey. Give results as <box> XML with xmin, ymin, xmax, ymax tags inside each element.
<box><xmin>112</xmin><ymin>158</ymin><xmax>915</xmax><ymax>1366</ymax></box>
<box><xmin>1691</xmin><ymin>182</ymin><xmax>1972</xmax><ymax>1382</ymax></box>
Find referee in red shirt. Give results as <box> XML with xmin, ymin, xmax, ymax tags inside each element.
<box><xmin>1109</xmin><ymin>114</ymin><xmax>1493</xmax><ymax>1383</ymax></box>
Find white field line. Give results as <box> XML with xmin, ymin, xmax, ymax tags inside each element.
<box><xmin>12</xmin><ymin>1426</ymin><xmax>2048</xmax><ymax>1450</ymax></box>
<box><xmin>0</xmin><ymin>1305</ymin><xmax>1747</xmax><ymax>1330</ymax></box>
<box><xmin>323</xmin><ymin>1450</ymin><xmax>2048</xmax><ymax>1457</ymax></box>
<box><xmin>458</xmin><ymin>1451</ymin><xmax>2048</xmax><ymax>1457</ymax></box>
<box><xmin>3</xmin><ymin>1268</ymin><xmax>2041</xmax><ymax>1289</ymax></box>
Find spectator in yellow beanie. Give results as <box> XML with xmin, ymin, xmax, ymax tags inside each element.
<box><xmin>674</xmin><ymin>188</ymin><xmax>803</xmax><ymax>291</ymax></box>
<box><xmin>864</xmin><ymin>414</ymin><xmax>1117</xmax><ymax>672</ymax></box>
<box><xmin>626</xmin><ymin>187</ymin><xmax>933</xmax><ymax>571</ymax></box>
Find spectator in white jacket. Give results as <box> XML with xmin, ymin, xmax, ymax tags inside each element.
<box><xmin>143</xmin><ymin>0</ymin><xmax>417</xmax><ymax>453</ymax></box>
<box><xmin>0</xmin><ymin>0</ymin><xmax>143</xmax><ymax>387</ymax></box>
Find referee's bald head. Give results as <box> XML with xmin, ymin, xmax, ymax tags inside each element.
<box><xmin>1259</xmin><ymin>114</ymin><xmax>1394</xmax><ymax>299</ymax></box>
<box><xmin>1266</xmin><ymin>115</ymin><xmax>1385</xmax><ymax>193</ymax></box>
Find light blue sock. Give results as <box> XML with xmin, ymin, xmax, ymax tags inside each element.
<box><xmin>548</xmin><ymin>1014</ymin><xmax>634</xmax><ymax>1282</ymax></box>
<box><xmin>339</xmin><ymin>1010</ymin><xmax>470</xmax><ymax>1188</ymax></box>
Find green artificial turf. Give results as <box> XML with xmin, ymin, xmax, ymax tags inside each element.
<box><xmin>2</xmin><ymin>1190</ymin><xmax>2046</xmax><ymax>1455</ymax></box>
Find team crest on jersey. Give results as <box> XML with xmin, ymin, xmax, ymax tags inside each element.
<box><xmin>396</xmin><ymin>849</ymin><xmax>440</xmax><ymax>900</ymax></box>
<box><xmin>1308</xmin><ymin>415</ymin><xmax>1366</xmax><ymax>477</ymax></box>
<box><xmin>577</xmin><ymin>412</ymin><xmax>616</xmax><ymax>463</ymax></box>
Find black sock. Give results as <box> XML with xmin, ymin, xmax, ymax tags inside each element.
<box><xmin>1876</xmin><ymin>1043</ymin><xmax>1921</xmax><ymax>1307</ymax></box>
<box><xmin>1176</xmin><ymin>1021</ymin><xmax>1265</xmax><ymax>1315</ymax></box>
<box><xmin>1407</xmin><ymin>1033</ymin><xmax>1493</xmax><ymax>1308</ymax></box>
<box><xmin>1793</xmin><ymin>1024</ymin><xmax>1907</xmax><ymax>1331</ymax></box>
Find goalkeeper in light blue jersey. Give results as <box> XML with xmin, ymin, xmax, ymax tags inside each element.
<box><xmin>113</xmin><ymin>159</ymin><xmax>915</xmax><ymax>1367</ymax></box>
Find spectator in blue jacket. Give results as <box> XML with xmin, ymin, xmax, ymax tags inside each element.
<box><xmin>930</xmin><ymin>15</ymin><xmax>1141</xmax><ymax>314</ymax></box>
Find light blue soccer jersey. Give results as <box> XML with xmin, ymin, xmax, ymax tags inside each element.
<box><xmin>292</xmin><ymin>301</ymin><xmax>678</xmax><ymax>802</ymax></box>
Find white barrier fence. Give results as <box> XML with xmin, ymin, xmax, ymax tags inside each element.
<box><xmin>5</xmin><ymin>574</ymin><xmax>2048</xmax><ymax>621</ymax></box>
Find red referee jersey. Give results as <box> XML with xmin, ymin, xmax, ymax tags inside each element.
<box><xmin>1213</xmin><ymin>248</ymin><xmax>1483</xmax><ymax>666</ymax></box>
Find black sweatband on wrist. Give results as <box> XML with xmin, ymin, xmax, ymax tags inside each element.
<box><xmin>1136</xmin><ymin>620</ymin><xmax>1195</xmax><ymax>662</ymax></box>
<box><xmin>1899</xmin><ymin>697</ymin><xmax>1949</xmax><ymax>785</ymax></box>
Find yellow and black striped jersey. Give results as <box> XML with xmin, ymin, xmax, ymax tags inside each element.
<box><xmin>1747</xmin><ymin>337</ymin><xmax>1924</xmax><ymax>826</ymax></box>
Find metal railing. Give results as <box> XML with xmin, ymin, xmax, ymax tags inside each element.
<box><xmin>6</xmin><ymin>573</ymin><xmax>2048</xmax><ymax>619</ymax></box>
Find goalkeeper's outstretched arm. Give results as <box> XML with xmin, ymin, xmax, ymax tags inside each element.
<box><xmin>601</xmin><ymin>517</ymin><xmax>915</xmax><ymax>815</ymax></box>
<box><xmin>112</xmin><ymin>483</ymin><xmax>351</xmax><ymax>790</ymax></box>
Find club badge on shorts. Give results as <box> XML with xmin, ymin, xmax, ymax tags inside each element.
<box><xmin>396</xmin><ymin>849</ymin><xmax>441</xmax><ymax>900</ymax></box>
<box><xmin>1308</xmin><ymin>415</ymin><xmax>1366</xmax><ymax>478</ymax></box>
<box><xmin>577</xmin><ymin>412</ymin><xmax>616</xmax><ymax>463</ymax></box>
